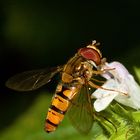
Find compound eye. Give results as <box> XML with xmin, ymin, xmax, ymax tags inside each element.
<box><xmin>78</xmin><ymin>48</ymin><xmax>101</xmax><ymax>65</ymax></box>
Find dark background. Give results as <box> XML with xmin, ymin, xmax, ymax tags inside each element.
<box><xmin>0</xmin><ymin>1</ymin><xmax>140</xmax><ymax>139</ymax></box>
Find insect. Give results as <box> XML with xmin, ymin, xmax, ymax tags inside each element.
<box><xmin>6</xmin><ymin>40</ymin><xmax>105</xmax><ymax>134</ymax></box>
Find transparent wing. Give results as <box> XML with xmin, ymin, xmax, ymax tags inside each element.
<box><xmin>6</xmin><ymin>66</ymin><xmax>63</xmax><ymax>91</ymax></box>
<box><xmin>68</xmin><ymin>85</ymin><xmax>94</xmax><ymax>134</ymax></box>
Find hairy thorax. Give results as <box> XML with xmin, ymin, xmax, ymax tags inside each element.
<box><xmin>62</xmin><ymin>55</ymin><xmax>93</xmax><ymax>84</ymax></box>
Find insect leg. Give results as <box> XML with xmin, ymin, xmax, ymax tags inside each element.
<box><xmin>88</xmin><ymin>81</ymin><xmax>128</xmax><ymax>96</ymax></box>
<box><xmin>92</xmin><ymin>68</ymin><xmax>115</xmax><ymax>75</ymax></box>
<box><xmin>90</xmin><ymin>78</ymin><xmax>106</xmax><ymax>84</ymax></box>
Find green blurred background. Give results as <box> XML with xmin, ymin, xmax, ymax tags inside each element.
<box><xmin>1</xmin><ymin>1</ymin><xmax>140</xmax><ymax>140</ymax></box>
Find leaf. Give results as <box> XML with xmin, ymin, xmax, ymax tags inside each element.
<box><xmin>89</xmin><ymin>101</ymin><xmax>139</xmax><ymax>139</ymax></box>
<box><xmin>134</xmin><ymin>67</ymin><xmax>140</xmax><ymax>83</ymax></box>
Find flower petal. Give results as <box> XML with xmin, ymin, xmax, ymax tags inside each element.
<box><xmin>92</xmin><ymin>61</ymin><xmax>140</xmax><ymax>111</ymax></box>
<box><xmin>92</xmin><ymin>79</ymin><xmax>119</xmax><ymax>112</ymax></box>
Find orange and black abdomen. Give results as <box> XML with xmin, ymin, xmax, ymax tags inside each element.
<box><xmin>45</xmin><ymin>83</ymin><xmax>78</xmax><ymax>132</ymax></box>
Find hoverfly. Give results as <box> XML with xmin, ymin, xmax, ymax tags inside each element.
<box><xmin>6</xmin><ymin>40</ymin><xmax>105</xmax><ymax>134</ymax></box>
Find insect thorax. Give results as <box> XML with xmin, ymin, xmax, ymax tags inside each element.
<box><xmin>62</xmin><ymin>55</ymin><xmax>93</xmax><ymax>84</ymax></box>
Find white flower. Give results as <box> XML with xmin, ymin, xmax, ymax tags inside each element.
<box><xmin>91</xmin><ymin>61</ymin><xmax>140</xmax><ymax>112</ymax></box>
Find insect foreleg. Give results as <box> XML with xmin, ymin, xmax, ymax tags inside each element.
<box><xmin>88</xmin><ymin>81</ymin><xmax>128</xmax><ymax>96</ymax></box>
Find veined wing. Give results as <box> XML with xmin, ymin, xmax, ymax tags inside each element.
<box><xmin>6</xmin><ymin>66</ymin><xmax>63</xmax><ymax>91</ymax></box>
<box><xmin>68</xmin><ymin>84</ymin><xmax>94</xmax><ymax>134</ymax></box>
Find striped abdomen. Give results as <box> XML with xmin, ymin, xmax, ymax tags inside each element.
<box><xmin>45</xmin><ymin>83</ymin><xmax>78</xmax><ymax>132</ymax></box>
